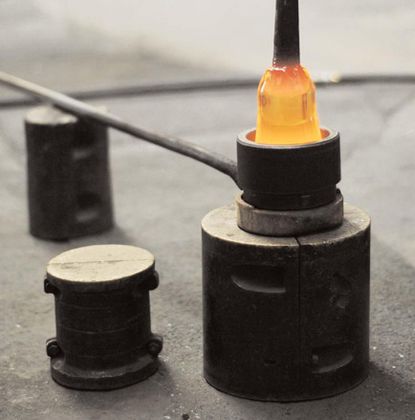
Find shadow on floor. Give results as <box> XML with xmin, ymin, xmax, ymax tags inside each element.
<box><xmin>216</xmin><ymin>363</ymin><xmax>414</xmax><ymax>419</ymax></box>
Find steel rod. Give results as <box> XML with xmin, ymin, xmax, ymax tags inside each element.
<box><xmin>273</xmin><ymin>0</ymin><xmax>300</xmax><ymax>65</ymax></box>
<box><xmin>0</xmin><ymin>71</ymin><xmax>238</xmax><ymax>185</ymax></box>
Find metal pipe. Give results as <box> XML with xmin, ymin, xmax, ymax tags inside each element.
<box><xmin>0</xmin><ymin>71</ymin><xmax>239</xmax><ymax>184</ymax></box>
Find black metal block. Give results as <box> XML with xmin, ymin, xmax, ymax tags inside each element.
<box><xmin>297</xmin><ymin>205</ymin><xmax>371</xmax><ymax>399</ymax></box>
<box><xmin>201</xmin><ymin>204</ymin><xmax>370</xmax><ymax>401</ymax></box>
<box><xmin>45</xmin><ymin>245</ymin><xmax>162</xmax><ymax>391</ymax></box>
<box><xmin>237</xmin><ymin>128</ymin><xmax>341</xmax><ymax>211</ymax></box>
<box><xmin>25</xmin><ymin>106</ymin><xmax>113</xmax><ymax>240</ymax></box>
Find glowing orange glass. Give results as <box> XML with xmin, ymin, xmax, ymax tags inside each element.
<box><xmin>256</xmin><ymin>64</ymin><xmax>322</xmax><ymax>145</ymax></box>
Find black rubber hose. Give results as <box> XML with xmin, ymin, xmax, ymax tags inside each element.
<box><xmin>0</xmin><ymin>74</ymin><xmax>414</xmax><ymax>110</ymax></box>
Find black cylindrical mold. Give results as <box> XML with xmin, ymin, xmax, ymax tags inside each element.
<box><xmin>26</xmin><ymin>105</ymin><xmax>113</xmax><ymax>240</ymax></box>
<box><xmin>237</xmin><ymin>128</ymin><xmax>341</xmax><ymax>211</ymax></box>
<box><xmin>45</xmin><ymin>245</ymin><xmax>162</xmax><ymax>390</ymax></box>
<box><xmin>202</xmin><ymin>204</ymin><xmax>370</xmax><ymax>401</ymax></box>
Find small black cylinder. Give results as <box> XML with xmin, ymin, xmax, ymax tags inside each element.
<box><xmin>26</xmin><ymin>106</ymin><xmax>113</xmax><ymax>240</ymax></box>
<box><xmin>45</xmin><ymin>245</ymin><xmax>162</xmax><ymax>390</ymax></box>
<box><xmin>237</xmin><ymin>128</ymin><xmax>341</xmax><ymax>210</ymax></box>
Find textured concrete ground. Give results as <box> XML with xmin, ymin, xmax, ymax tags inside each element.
<box><xmin>0</xmin><ymin>83</ymin><xmax>414</xmax><ymax>420</ymax></box>
<box><xmin>0</xmin><ymin>1</ymin><xmax>414</xmax><ymax>419</ymax></box>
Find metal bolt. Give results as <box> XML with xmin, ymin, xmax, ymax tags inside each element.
<box><xmin>44</xmin><ymin>278</ymin><xmax>59</xmax><ymax>295</ymax></box>
<box><xmin>147</xmin><ymin>335</ymin><xmax>163</xmax><ymax>357</ymax></box>
<box><xmin>46</xmin><ymin>338</ymin><xmax>61</xmax><ymax>358</ymax></box>
<box><xmin>147</xmin><ymin>272</ymin><xmax>159</xmax><ymax>291</ymax></box>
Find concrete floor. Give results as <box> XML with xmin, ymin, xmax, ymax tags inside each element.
<box><xmin>0</xmin><ymin>83</ymin><xmax>414</xmax><ymax>420</ymax></box>
<box><xmin>0</xmin><ymin>1</ymin><xmax>415</xmax><ymax>419</ymax></box>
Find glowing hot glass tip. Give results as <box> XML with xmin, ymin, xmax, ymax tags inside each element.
<box><xmin>256</xmin><ymin>64</ymin><xmax>322</xmax><ymax>145</ymax></box>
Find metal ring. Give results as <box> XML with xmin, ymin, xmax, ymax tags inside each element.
<box><xmin>236</xmin><ymin>191</ymin><xmax>344</xmax><ymax>237</ymax></box>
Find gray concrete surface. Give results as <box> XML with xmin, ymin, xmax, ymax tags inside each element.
<box><xmin>0</xmin><ymin>1</ymin><xmax>415</xmax><ymax>419</ymax></box>
<box><xmin>0</xmin><ymin>1</ymin><xmax>210</xmax><ymax>100</ymax></box>
<box><xmin>0</xmin><ymin>83</ymin><xmax>414</xmax><ymax>419</ymax></box>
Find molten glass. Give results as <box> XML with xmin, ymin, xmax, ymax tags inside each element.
<box><xmin>256</xmin><ymin>64</ymin><xmax>322</xmax><ymax>145</ymax></box>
